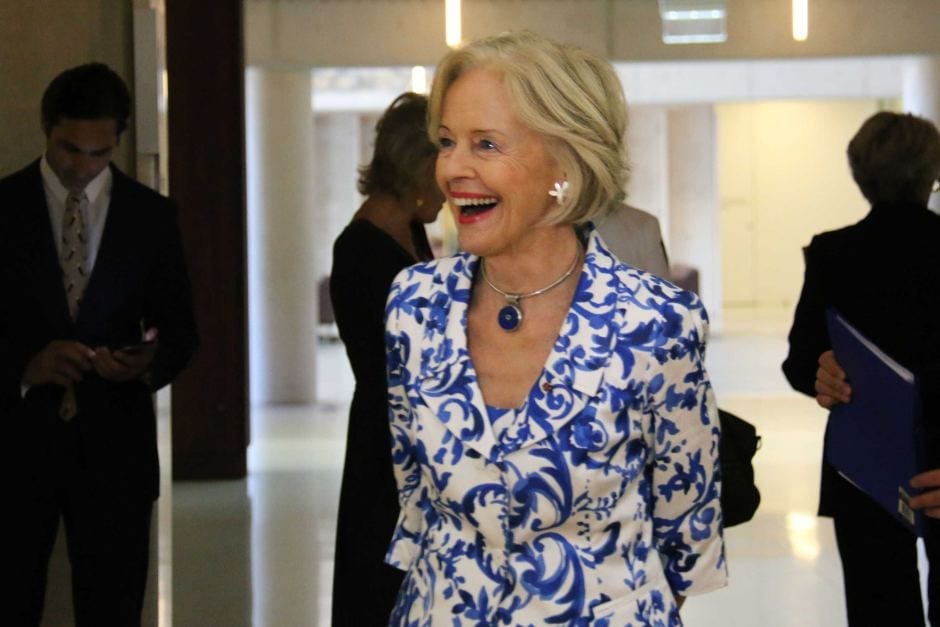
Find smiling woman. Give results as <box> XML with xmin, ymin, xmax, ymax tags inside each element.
<box><xmin>382</xmin><ymin>31</ymin><xmax>727</xmax><ymax>626</ymax></box>
<box><xmin>435</xmin><ymin>67</ymin><xmax>563</xmax><ymax>262</ymax></box>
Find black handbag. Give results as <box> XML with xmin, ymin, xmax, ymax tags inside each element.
<box><xmin>718</xmin><ymin>408</ymin><xmax>762</xmax><ymax>527</ymax></box>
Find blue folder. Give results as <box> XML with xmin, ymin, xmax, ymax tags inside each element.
<box><xmin>825</xmin><ymin>309</ymin><xmax>926</xmax><ymax>536</ymax></box>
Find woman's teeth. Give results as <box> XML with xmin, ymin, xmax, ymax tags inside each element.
<box><xmin>451</xmin><ymin>197</ymin><xmax>498</xmax><ymax>215</ymax></box>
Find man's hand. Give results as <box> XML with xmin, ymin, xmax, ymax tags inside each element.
<box><xmin>23</xmin><ymin>340</ymin><xmax>96</xmax><ymax>387</ymax></box>
<box><xmin>92</xmin><ymin>327</ymin><xmax>158</xmax><ymax>382</ymax></box>
<box><xmin>910</xmin><ymin>470</ymin><xmax>940</xmax><ymax>519</ymax></box>
<box><xmin>815</xmin><ymin>350</ymin><xmax>851</xmax><ymax>409</ymax></box>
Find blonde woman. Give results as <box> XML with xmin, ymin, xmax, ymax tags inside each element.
<box><xmin>384</xmin><ymin>32</ymin><xmax>726</xmax><ymax>625</ymax></box>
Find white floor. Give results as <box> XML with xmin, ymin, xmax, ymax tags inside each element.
<box><xmin>151</xmin><ymin>308</ymin><xmax>927</xmax><ymax>625</ymax></box>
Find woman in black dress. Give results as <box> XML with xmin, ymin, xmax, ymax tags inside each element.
<box><xmin>329</xmin><ymin>92</ymin><xmax>443</xmax><ymax>626</ymax></box>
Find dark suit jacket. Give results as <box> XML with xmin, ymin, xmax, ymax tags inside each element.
<box><xmin>0</xmin><ymin>160</ymin><xmax>197</xmax><ymax>500</ymax></box>
<box><xmin>782</xmin><ymin>201</ymin><xmax>940</xmax><ymax>515</ymax></box>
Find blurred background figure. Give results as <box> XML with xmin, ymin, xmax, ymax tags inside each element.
<box><xmin>329</xmin><ymin>92</ymin><xmax>443</xmax><ymax>626</ymax></box>
<box><xmin>595</xmin><ymin>202</ymin><xmax>670</xmax><ymax>278</ymax></box>
<box><xmin>782</xmin><ymin>111</ymin><xmax>940</xmax><ymax>627</ymax></box>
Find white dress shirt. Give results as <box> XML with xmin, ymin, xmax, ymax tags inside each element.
<box><xmin>40</xmin><ymin>155</ymin><xmax>112</xmax><ymax>272</ymax></box>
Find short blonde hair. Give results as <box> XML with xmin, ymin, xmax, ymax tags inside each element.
<box><xmin>847</xmin><ymin>111</ymin><xmax>940</xmax><ymax>204</ymax></box>
<box><xmin>428</xmin><ymin>31</ymin><xmax>628</xmax><ymax>225</ymax></box>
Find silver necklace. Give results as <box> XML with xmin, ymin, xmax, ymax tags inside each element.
<box><xmin>480</xmin><ymin>247</ymin><xmax>581</xmax><ymax>332</ymax></box>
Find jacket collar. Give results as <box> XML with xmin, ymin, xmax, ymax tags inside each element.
<box><xmin>412</xmin><ymin>226</ymin><xmax>623</xmax><ymax>460</ymax></box>
<box><xmin>26</xmin><ymin>161</ymin><xmax>128</xmax><ymax>338</ymax></box>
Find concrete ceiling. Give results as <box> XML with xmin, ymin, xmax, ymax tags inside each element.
<box><xmin>244</xmin><ymin>0</ymin><xmax>940</xmax><ymax>68</ymax></box>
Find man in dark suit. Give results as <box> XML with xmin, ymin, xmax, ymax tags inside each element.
<box><xmin>0</xmin><ymin>63</ymin><xmax>198</xmax><ymax>625</ymax></box>
<box><xmin>782</xmin><ymin>111</ymin><xmax>940</xmax><ymax>626</ymax></box>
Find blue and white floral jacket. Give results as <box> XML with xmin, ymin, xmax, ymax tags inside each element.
<box><xmin>384</xmin><ymin>227</ymin><xmax>727</xmax><ymax>626</ymax></box>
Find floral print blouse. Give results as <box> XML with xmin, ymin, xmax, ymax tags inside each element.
<box><xmin>384</xmin><ymin>226</ymin><xmax>726</xmax><ymax>626</ymax></box>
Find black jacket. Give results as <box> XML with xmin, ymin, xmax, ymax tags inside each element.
<box><xmin>782</xmin><ymin>201</ymin><xmax>940</xmax><ymax>514</ymax></box>
<box><xmin>0</xmin><ymin>160</ymin><xmax>198</xmax><ymax>499</ymax></box>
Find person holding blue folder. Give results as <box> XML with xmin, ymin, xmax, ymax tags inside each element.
<box><xmin>817</xmin><ymin>353</ymin><xmax>940</xmax><ymax>521</ymax></box>
<box><xmin>912</xmin><ymin>469</ymin><xmax>940</xmax><ymax>518</ymax></box>
<box><xmin>782</xmin><ymin>111</ymin><xmax>940</xmax><ymax>626</ymax></box>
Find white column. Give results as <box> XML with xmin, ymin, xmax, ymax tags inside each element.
<box><xmin>625</xmin><ymin>105</ymin><xmax>670</xmax><ymax>248</ymax></box>
<box><xmin>667</xmin><ymin>106</ymin><xmax>723</xmax><ymax>332</ymax></box>
<box><xmin>246</xmin><ymin>67</ymin><xmax>318</xmax><ymax>404</ymax></box>
<box><xmin>903</xmin><ymin>56</ymin><xmax>940</xmax><ymax>212</ymax></box>
<box><xmin>904</xmin><ymin>56</ymin><xmax>940</xmax><ymax>123</ymax></box>
<box><xmin>313</xmin><ymin>112</ymin><xmax>363</xmax><ymax>287</ymax></box>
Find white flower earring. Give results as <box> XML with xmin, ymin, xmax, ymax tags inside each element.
<box><xmin>548</xmin><ymin>180</ymin><xmax>570</xmax><ymax>206</ymax></box>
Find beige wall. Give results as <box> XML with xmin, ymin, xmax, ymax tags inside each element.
<box><xmin>0</xmin><ymin>1</ymin><xmax>135</xmax><ymax>178</ymax></box>
<box><xmin>717</xmin><ymin>100</ymin><xmax>883</xmax><ymax>310</ymax></box>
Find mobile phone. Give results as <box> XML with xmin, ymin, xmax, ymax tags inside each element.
<box><xmin>115</xmin><ymin>339</ymin><xmax>157</xmax><ymax>355</ymax></box>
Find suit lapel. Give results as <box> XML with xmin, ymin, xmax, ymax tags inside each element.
<box><xmin>20</xmin><ymin>162</ymin><xmax>73</xmax><ymax>335</ymax></box>
<box><xmin>499</xmin><ymin>229</ymin><xmax>621</xmax><ymax>454</ymax></box>
<box><xmin>411</xmin><ymin>255</ymin><xmax>501</xmax><ymax>459</ymax></box>
<box><xmin>411</xmin><ymin>230</ymin><xmax>622</xmax><ymax>459</ymax></box>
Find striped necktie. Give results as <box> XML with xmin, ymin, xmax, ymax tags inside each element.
<box><xmin>59</xmin><ymin>191</ymin><xmax>89</xmax><ymax>420</ymax></box>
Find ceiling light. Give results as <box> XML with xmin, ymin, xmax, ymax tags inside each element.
<box><xmin>792</xmin><ymin>0</ymin><xmax>808</xmax><ymax>41</ymax></box>
<box><xmin>658</xmin><ymin>0</ymin><xmax>727</xmax><ymax>45</ymax></box>
<box><xmin>446</xmin><ymin>0</ymin><xmax>461</xmax><ymax>48</ymax></box>
<box><xmin>410</xmin><ymin>66</ymin><xmax>428</xmax><ymax>94</ymax></box>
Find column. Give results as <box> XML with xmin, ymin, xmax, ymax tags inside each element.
<box><xmin>903</xmin><ymin>56</ymin><xmax>940</xmax><ymax>212</ymax></box>
<box><xmin>246</xmin><ymin>67</ymin><xmax>319</xmax><ymax>403</ymax></box>
<box><xmin>313</xmin><ymin>112</ymin><xmax>363</xmax><ymax>297</ymax></box>
<box><xmin>625</xmin><ymin>105</ymin><xmax>670</xmax><ymax>247</ymax></box>
<box><xmin>667</xmin><ymin>106</ymin><xmax>723</xmax><ymax>332</ymax></box>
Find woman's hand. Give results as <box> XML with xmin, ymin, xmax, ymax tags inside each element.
<box><xmin>910</xmin><ymin>470</ymin><xmax>940</xmax><ymax>519</ymax></box>
<box><xmin>814</xmin><ymin>350</ymin><xmax>851</xmax><ymax>409</ymax></box>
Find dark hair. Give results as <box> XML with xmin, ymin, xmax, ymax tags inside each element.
<box><xmin>358</xmin><ymin>92</ymin><xmax>436</xmax><ymax>198</ymax></box>
<box><xmin>41</xmin><ymin>63</ymin><xmax>131</xmax><ymax>136</ymax></box>
<box><xmin>847</xmin><ymin>111</ymin><xmax>940</xmax><ymax>205</ymax></box>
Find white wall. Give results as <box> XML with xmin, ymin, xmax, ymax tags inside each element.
<box><xmin>668</xmin><ymin>106</ymin><xmax>722</xmax><ymax>329</ymax></box>
<box><xmin>625</xmin><ymin>106</ymin><xmax>671</xmax><ymax>244</ymax></box>
<box><xmin>716</xmin><ymin>100</ymin><xmax>881</xmax><ymax>311</ymax></box>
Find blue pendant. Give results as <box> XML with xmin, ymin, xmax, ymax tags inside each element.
<box><xmin>498</xmin><ymin>302</ymin><xmax>523</xmax><ymax>331</ymax></box>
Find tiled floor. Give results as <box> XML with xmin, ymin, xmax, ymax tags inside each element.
<box><xmin>156</xmin><ymin>308</ymin><xmax>929</xmax><ymax>626</ymax></box>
